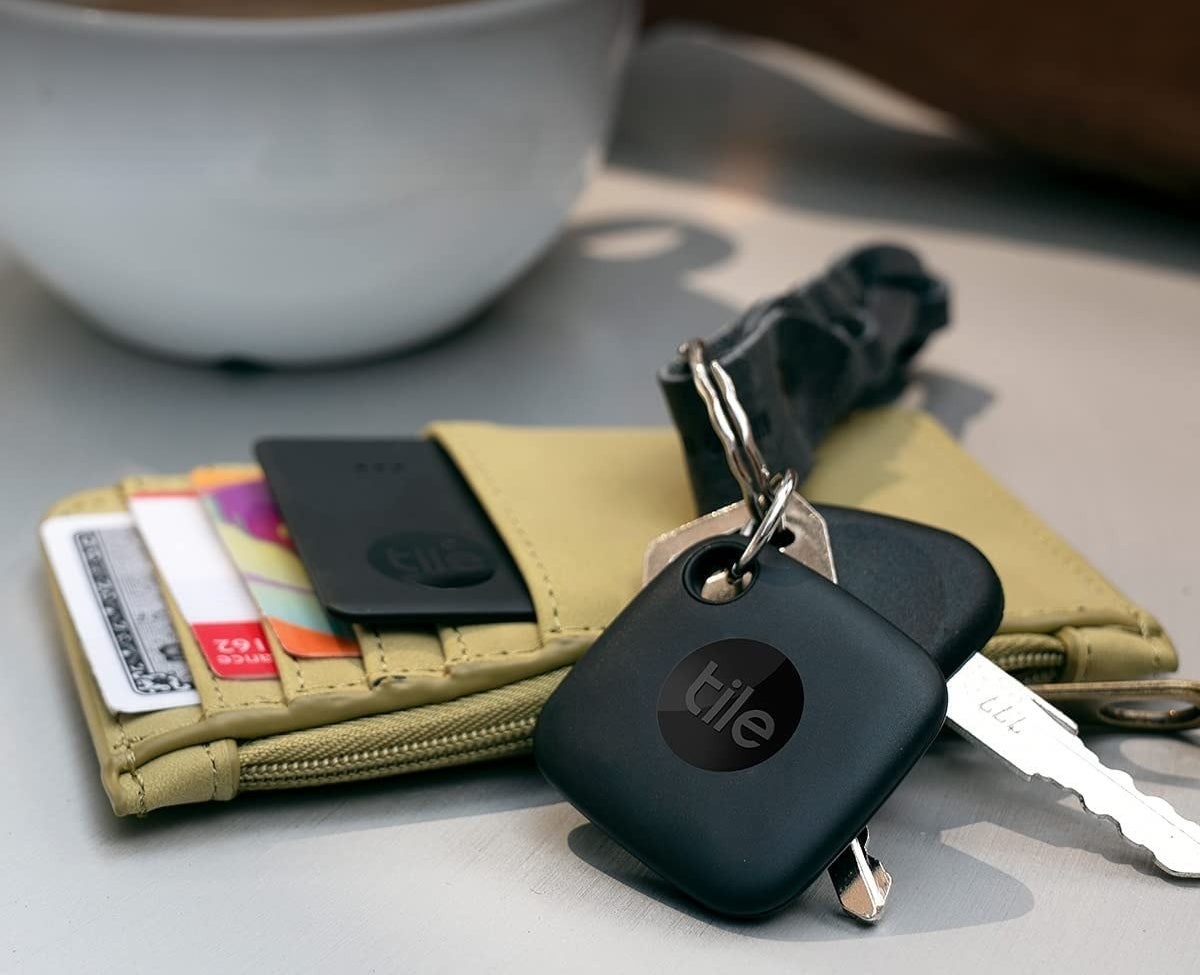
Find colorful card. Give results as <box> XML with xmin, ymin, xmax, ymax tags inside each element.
<box><xmin>41</xmin><ymin>512</ymin><xmax>199</xmax><ymax>713</ymax></box>
<box><xmin>126</xmin><ymin>488</ymin><xmax>279</xmax><ymax>680</ymax></box>
<box><xmin>191</xmin><ymin>468</ymin><xmax>360</xmax><ymax>659</ymax></box>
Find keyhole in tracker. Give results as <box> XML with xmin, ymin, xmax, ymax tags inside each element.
<box><xmin>684</xmin><ymin>541</ymin><xmax>757</xmax><ymax>605</ymax></box>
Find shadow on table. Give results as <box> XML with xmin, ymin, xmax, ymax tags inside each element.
<box><xmin>86</xmin><ymin>754</ymin><xmax>561</xmax><ymax>846</ymax></box>
<box><xmin>614</xmin><ymin>27</ymin><xmax>1200</xmax><ymax>275</ymax></box>
<box><xmin>563</xmin><ymin>733</ymin><xmax>1196</xmax><ymax>942</ymax></box>
<box><xmin>0</xmin><ymin>213</ymin><xmax>996</xmax><ymax>446</ymax></box>
<box><xmin>1109</xmin><ymin>733</ymin><xmax>1200</xmax><ymax>792</ymax></box>
<box><xmin>4</xmin><ymin>563</ymin><xmax>554</xmax><ymax>843</ymax></box>
<box><xmin>906</xmin><ymin>369</ymin><xmax>995</xmax><ymax>440</ymax></box>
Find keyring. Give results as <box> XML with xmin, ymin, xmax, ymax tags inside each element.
<box><xmin>729</xmin><ymin>468</ymin><xmax>797</xmax><ymax>580</ymax></box>
<box><xmin>684</xmin><ymin>340</ymin><xmax>773</xmax><ymax>518</ymax></box>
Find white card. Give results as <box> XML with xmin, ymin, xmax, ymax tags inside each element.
<box><xmin>126</xmin><ymin>491</ymin><xmax>261</xmax><ymax>625</ymax></box>
<box><xmin>41</xmin><ymin>512</ymin><xmax>199</xmax><ymax>714</ymax></box>
<box><xmin>126</xmin><ymin>490</ymin><xmax>277</xmax><ymax>680</ymax></box>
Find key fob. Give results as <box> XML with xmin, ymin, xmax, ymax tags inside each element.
<box><xmin>534</xmin><ymin>535</ymin><xmax>948</xmax><ymax>918</ymax></box>
<box><xmin>818</xmin><ymin>505</ymin><xmax>1003</xmax><ymax>680</ymax></box>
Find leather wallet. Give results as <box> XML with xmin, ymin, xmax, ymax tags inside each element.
<box><xmin>41</xmin><ymin>408</ymin><xmax>1178</xmax><ymax>815</ymax></box>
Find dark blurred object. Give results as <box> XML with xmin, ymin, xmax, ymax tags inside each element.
<box><xmin>660</xmin><ymin>244</ymin><xmax>947</xmax><ymax>515</ymax></box>
<box><xmin>643</xmin><ymin>0</ymin><xmax>1200</xmax><ymax>199</ymax></box>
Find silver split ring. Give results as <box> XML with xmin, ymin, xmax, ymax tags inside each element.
<box><xmin>730</xmin><ymin>468</ymin><xmax>797</xmax><ymax>580</ymax></box>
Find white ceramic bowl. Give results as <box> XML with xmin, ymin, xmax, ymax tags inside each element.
<box><xmin>0</xmin><ymin>0</ymin><xmax>636</xmax><ymax>364</ymax></box>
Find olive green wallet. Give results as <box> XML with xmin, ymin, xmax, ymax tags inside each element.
<box><xmin>41</xmin><ymin>408</ymin><xmax>1178</xmax><ymax>816</ymax></box>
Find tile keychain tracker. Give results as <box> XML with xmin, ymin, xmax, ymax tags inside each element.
<box><xmin>535</xmin><ymin>344</ymin><xmax>985</xmax><ymax>919</ymax></box>
<box><xmin>537</xmin><ymin>341</ymin><xmax>1200</xmax><ymax>923</ymax></box>
<box><xmin>539</xmin><ymin>520</ymin><xmax>950</xmax><ymax>918</ymax></box>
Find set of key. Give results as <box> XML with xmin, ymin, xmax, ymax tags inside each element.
<box><xmin>534</xmin><ymin>340</ymin><xmax>1200</xmax><ymax>924</ymax></box>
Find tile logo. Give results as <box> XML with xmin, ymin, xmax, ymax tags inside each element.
<box><xmin>368</xmin><ymin>532</ymin><xmax>495</xmax><ymax>588</ymax></box>
<box><xmin>657</xmin><ymin>638</ymin><xmax>803</xmax><ymax>771</ymax></box>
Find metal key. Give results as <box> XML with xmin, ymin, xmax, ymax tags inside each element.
<box><xmin>948</xmin><ymin>653</ymin><xmax>1200</xmax><ymax>877</ymax></box>
<box><xmin>648</xmin><ymin>496</ymin><xmax>1200</xmax><ymax>881</ymax></box>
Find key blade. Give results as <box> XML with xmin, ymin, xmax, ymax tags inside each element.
<box><xmin>828</xmin><ymin>828</ymin><xmax>892</xmax><ymax>923</ymax></box>
<box><xmin>947</xmin><ymin>654</ymin><xmax>1200</xmax><ymax>878</ymax></box>
<box><xmin>1030</xmin><ymin>693</ymin><xmax>1080</xmax><ymax>737</ymax></box>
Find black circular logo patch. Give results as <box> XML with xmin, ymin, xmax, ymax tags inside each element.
<box><xmin>657</xmin><ymin>638</ymin><xmax>803</xmax><ymax>771</ymax></box>
<box><xmin>367</xmin><ymin>533</ymin><xmax>495</xmax><ymax>588</ymax></box>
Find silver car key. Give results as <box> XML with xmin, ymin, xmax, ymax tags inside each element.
<box><xmin>647</xmin><ymin>499</ymin><xmax>1200</xmax><ymax>880</ymax></box>
<box><xmin>948</xmin><ymin>653</ymin><xmax>1200</xmax><ymax>877</ymax></box>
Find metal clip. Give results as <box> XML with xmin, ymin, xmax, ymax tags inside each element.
<box><xmin>683</xmin><ymin>340</ymin><xmax>774</xmax><ymax>519</ymax></box>
<box><xmin>1032</xmin><ymin>679</ymin><xmax>1200</xmax><ymax>732</ymax></box>
<box><xmin>685</xmin><ymin>338</ymin><xmax>803</xmax><ymax>588</ymax></box>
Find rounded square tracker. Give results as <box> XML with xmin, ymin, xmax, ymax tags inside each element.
<box><xmin>535</xmin><ymin>537</ymin><xmax>948</xmax><ymax>917</ymax></box>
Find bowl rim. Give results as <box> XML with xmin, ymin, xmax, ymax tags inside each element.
<box><xmin>0</xmin><ymin>0</ymin><xmax>597</xmax><ymax>39</ymax></box>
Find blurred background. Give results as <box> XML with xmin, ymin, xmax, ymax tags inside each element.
<box><xmin>1</xmin><ymin>0</ymin><xmax>1195</xmax><ymax>365</ymax></box>
<box><xmin>2</xmin><ymin>2</ymin><xmax>1199</xmax><ymax>971</ymax></box>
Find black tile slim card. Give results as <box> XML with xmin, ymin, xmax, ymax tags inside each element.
<box><xmin>256</xmin><ymin>438</ymin><xmax>535</xmax><ymax>624</ymax></box>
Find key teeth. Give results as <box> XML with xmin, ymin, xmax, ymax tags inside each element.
<box><xmin>1109</xmin><ymin>768</ymin><xmax>1134</xmax><ymax>791</ymax></box>
<box><xmin>1042</xmin><ymin>774</ymin><xmax>1200</xmax><ymax>880</ymax></box>
<box><xmin>948</xmin><ymin>656</ymin><xmax>1200</xmax><ymax>880</ymax></box>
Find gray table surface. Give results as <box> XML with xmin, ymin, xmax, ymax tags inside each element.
<box><xmin>2</xmin><ymin>27</ymin><xmax>1198</xmax><ymax>974</ymax></box>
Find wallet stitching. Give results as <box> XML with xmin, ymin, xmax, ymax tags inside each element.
<box><xmin>934</xmin><ymin>424</ymin><xmax>1136</xmax><ymax>615</ymax></box>
<box><xmin>1134</xmin><ymin>612</ymin><xmax>1163</xmax><ymax>672</ymax></box>
<box><xmin>205</xmin><ymin>698</ymin><xmax>284</xmax><ymax>710</ymax></box>
<box><xmin>111</xmin><ymin>729</ymin><xmax>170</xmax><ymax>748</ymax></box>
<box><xmin>286</xmin><ymin>650</ymin><xmax>368</xmax><ymax>694</ymax></box>
<box><xmin>203</xmin><ymin>743</ymin><xmax>218</xmax><ymax>801</ymax></box>
<box><xmin>198</xmin><ymin>674</ymin><xmax>282</xmax><ymax>715</ymax></box>
<box><xmin>449</xmin><ymin>626</ymin><xmax>470</xmax><ymax>663</ymax></box>
<box><xmin>448</xmin><ymin>626</ymin><xmax>603</xmax><ymax>663</ymax></box>
<box><xmin>289</xmin><ymin>653</ymin><xmax>306</xmax><ymax>693</ymax></box>
<box><xmin>367</xmin><ymin>627</ymin><xmax>446</xmax><ymax>680</ymax></box>
<box><xmin>115</xmin><ymin>714</ymin><xmax>146</xmax><ymax>815</ymax></box>
<box><xmin>994</xmin><ymin>509</ymin><xmax>1116</xmax><ymax>608</ymax></box>
<box><xmin>129</xmin><ymin>767</ymin><xmax>147</xmax><ymax>817</ymax></box>
<box><xmin>1132</xmin><ymin>612</ymin><xmax>1163</xmax><ymax>671</ymax></box>
<box><xmin>297</xmin><ymin>681</ymin><xmax>364</xmax><ymax>694</ymax></box>
<box><xmin>207</xmin><ymin>669</ymin><xmax>229</xmax><ymax>711</ymax></box>
<box><xmin>371</xmin><ymin>627</ymin><xmax>389</xmax><ymax>678</ymax></box>
<box><xmin>1005</xmin><ymin>605</ymin><xmax>1164</xmax><ymax>632</ymax></box>
<box><xmin>449</xmin><ymin>447</ymin><xmax>564</xmax><ymax>630</ymax></box>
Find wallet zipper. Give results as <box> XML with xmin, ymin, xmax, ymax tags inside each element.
<box><xmin>238</xmin><ymin>715</ymin><xmax>538</xmax><ymax>790</ymax></box>
<box><xmin>239</xmin><ymin>655</ymin><xmax>1059</xmax><ymax>790</ymax></box>
<box><xmin>985</xmin><ymin>648</ymin><xmax>1064</xmax><ymax>683</ymax></box>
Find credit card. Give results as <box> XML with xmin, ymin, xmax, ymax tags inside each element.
<box><xmin>126</xmin><ymin>488</ymin><xmax>278</xmax><ymax>680</ymax></box>
<box><xmin>191</xmin><ymin>468</ymin><xmax>360</xmax><ymax>659</ymax></box>
<box><xmin>255</xmin><ymin>439</ymin><xmax>534</xmax><ymax>623</ymax></box>
<box><xmin>41</xmin><ymin>512</ymin><xmax>199</xmax><ymax>714</ymax></box>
